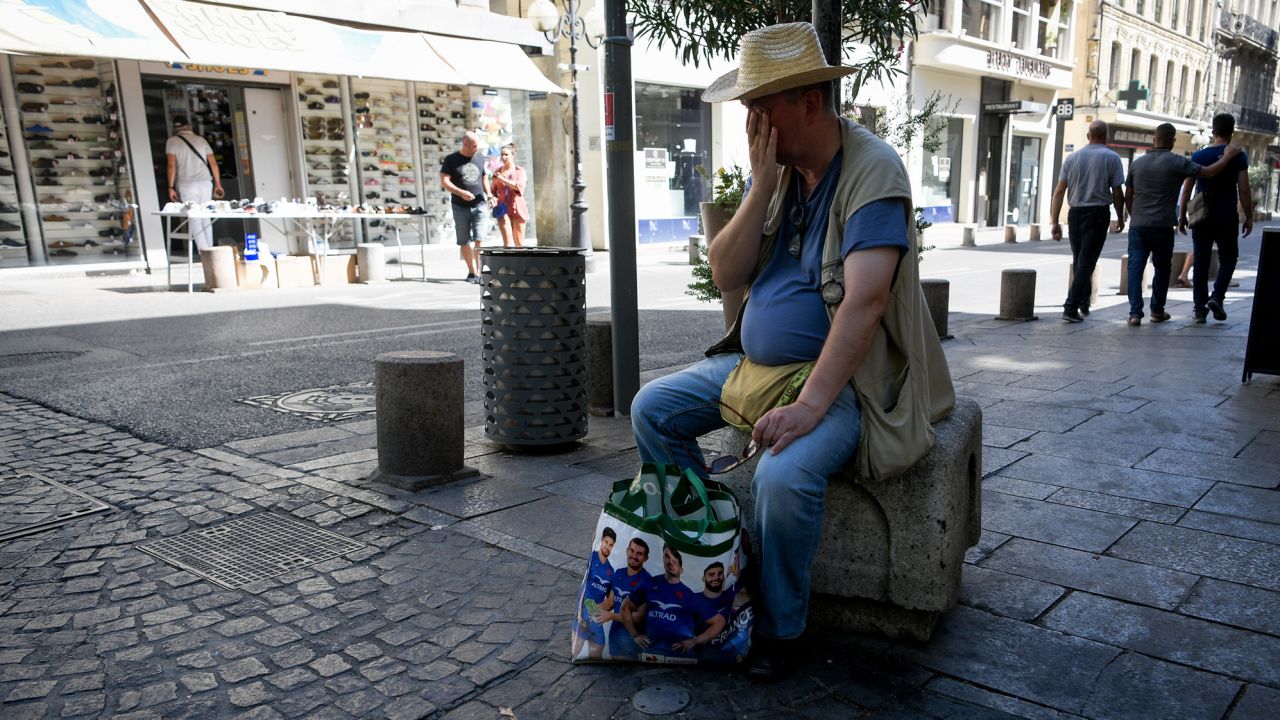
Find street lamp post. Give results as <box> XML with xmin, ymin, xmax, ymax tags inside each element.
<box><xmin>528</xmin><ymin>0</ymin><xmax>604</xmax><ymax>269</ymax></box>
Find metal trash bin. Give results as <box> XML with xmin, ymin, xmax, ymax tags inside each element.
<box><xmin>479</xmin><ymin>247</ymin><xmax>587</xmax><ymax>446</ymax></box>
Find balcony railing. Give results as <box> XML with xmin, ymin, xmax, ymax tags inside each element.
<box><xmin>1218</xmin><ymin>11</ymin><xmax>1278</xmax><ymax>53</ymax></box>
<box><xmin>1216</xmin><ymin>101</ymin><xmax>1280</xmax><ymax>135</ymax></box>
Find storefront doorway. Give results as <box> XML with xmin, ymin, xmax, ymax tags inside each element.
<box><xmin>1006</xmin><ymin>135</ymin><xmax>1041</xmax><ymax>225</ymax></box>
<box><xmin>140</xmin><ymin>78</ymin><xmax>292</xmax><ymax>253</ymax></box>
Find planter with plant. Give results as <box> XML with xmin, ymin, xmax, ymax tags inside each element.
<box><xmin>688</xmin><ymin>165</ymin><xmax>747</xmax><ymax>310</ymax></box>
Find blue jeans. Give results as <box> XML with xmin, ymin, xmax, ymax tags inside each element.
<box><xmin>1065</xmin><ymin>206</ymin><xmax>1111</xmax><ymax>312</ymax></box>
<box><xmin>1191</xmin><ymin>220</ymin><xmax>1239</xmax><ymax>313</ymax></box>
<box><xmin>630</xmin><ymin>352</ymin><xmax>861</xmax><ymax>640</ymax></box>
<box><xmin>451</xmin><ymin>203</ymin><xmax>486</xmax><ymax>246</ymax></box>
<box><xmin>1127</xmin><ymin>226</ymin><xmax>1174</xmax><ymax>317</ymax></box>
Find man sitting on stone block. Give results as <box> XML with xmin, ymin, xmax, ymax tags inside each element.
<box><xmin>630</xmin><ymin>22</ymin><xmax>954</xmax><ymax>681</ymax></box>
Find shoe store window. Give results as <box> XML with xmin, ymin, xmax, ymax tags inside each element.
<box><xmin>13</xmin><ymin>56</ymin><xmax>138</xmax><ymax>267</ymax></box>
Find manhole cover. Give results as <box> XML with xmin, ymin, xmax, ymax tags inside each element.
<box><xmin>0</xmin><ymin>472</ymin><xmax>113</xmax><ymax>542</ymax></box>
<box><xmin>139</xmin><ymin>512</ymin><xmax>367</xmax><ymax>589</ymax></box>
<box><xmin>632</xmin><ymin>686</ymin><xmax>691</xmax><ymax>715</ymax></box>
<box><xmin>236</xmin><ymin>382</ymin><xmax>375</xmax><ymax>422</ymax></box>
<box><xmin>0</xmin><ymin>350</ymin><xmax>88</xmax><ymax>369</ymax></box>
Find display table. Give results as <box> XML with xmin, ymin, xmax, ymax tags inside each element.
<box><xmin>155</xmin><ymin>210</ymin><xmax>432</xmax><ymax>292</ymax></box>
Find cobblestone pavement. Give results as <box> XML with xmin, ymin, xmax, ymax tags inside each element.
<box><xmin>3</xmin><ymin>289</ymin><xmax>1279</xmax><ymax>718</ymax></box>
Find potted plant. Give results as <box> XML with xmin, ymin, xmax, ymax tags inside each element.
<box><xmin>689</xmin><ymin>166</ymin><xmax>747</xmax><ymax>327</ymax></box>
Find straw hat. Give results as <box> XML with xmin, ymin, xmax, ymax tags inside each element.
<box><xmin>702</xmin><ymin>22</ymin><xmax>857</xmax><ymax>103</ymax></box>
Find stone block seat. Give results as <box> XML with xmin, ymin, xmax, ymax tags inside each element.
<box><xmin>712</xmin><ymin>396</ymin><xmax>982</xmax><ymax>641</ymax></box>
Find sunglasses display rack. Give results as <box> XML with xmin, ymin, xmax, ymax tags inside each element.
<box><xmin>353</xmin><ymin>78</ymin><xmax>422</xmax><ymax>244</ymax></box>
<box><xmin>297</xmin><ymin>74</ymin><xmax>351</xmax><ymax>209</ymax></box>
<box><xmin>0</xmin><ymin>117</ymin><xmax>27</xmax><ymax>267</ymax></box>
<box><xmin>414</xmin><ymin>82</ymin><xmax>469</xmax><ymax>220</ymax></box>
<box><xmin>15</xmin><ymin>56</ymin><xmax>132</xmax><ymax>264</ymax></box>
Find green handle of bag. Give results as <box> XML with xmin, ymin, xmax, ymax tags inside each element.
<box><xmin>614</xmin><ymin>462</ymin><xmax>712</xmax><ymax>540</ymax></box>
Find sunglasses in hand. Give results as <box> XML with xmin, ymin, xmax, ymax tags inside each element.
<box><xmin>679</xmin><ymin>400</ymin><xmax>761</xmax><ymax>475</ymax></box>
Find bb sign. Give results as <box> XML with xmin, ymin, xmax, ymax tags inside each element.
<box><xmin>1056</xmin><ymin>97</ymin><xmax>1075</xmax><ymax>120</ymax></box>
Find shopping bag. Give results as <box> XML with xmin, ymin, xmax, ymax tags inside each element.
<box><xmin>571</xmin><ymin>462</ymin><xmax>753</xmax><ymax>665</ymax></box>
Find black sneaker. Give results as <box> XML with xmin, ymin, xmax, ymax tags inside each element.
<box><xmin>1062</xmin><ymin>308</ymin><xmax>1084</xmax><ymax>323</ymax></box>
<box><xmin>1206</xmin><ymin>298</ymin><xmax>1227</xmax><ymax>321</ymax></box>
<box><xmin>746</xmin><ymin>637</ymin><xmax>798</xmax><ymax>683</ymax></box>
<box><xmin>465</xmin><ymin>273</ymin><xmax>478</xmax><ymax>284</ymax></box>
<box><xmin>1080</xmin><ymin>306</ymin><xmax>1090</xmax><ymax>317</ymax></box>
<box><xmin>0</xmin><ymin>219</ymin><xmax>20</xmax><ymax>231</ymax></box>
<box><xmin>1193</xmin><ymin>310</ymin><xmax>1207</xmax><ymax>324</ymax></box>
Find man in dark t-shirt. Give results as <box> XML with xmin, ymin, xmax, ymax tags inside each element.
<box><xmin>440</xmin><ymin>131</ymin><xmax>493</xmax><ymax>284</ymax></box>
<box><xmin>1179</xmin><ymin>113</ymin><xmax>1253</xmax><ymax>323</ymax></box>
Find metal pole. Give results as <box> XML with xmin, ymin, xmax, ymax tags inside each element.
<box><xmin>603</xmin><ymin>0</ymin><xmax>639</xmax><ymax>415</ymax></box>
<box><xmin>566</xmin><ymin>1</ymin><xmax>594</xmax><ymax>270</ymax></box>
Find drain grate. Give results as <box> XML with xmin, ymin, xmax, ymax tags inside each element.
<box><xmin>0</xmin><ymin>472</ymin><xmax>113</xmax><ymax>542</ymax></box>
<box><xmin>0</xmin><ymin>350</ymin><xmax>88</xmax><ymax>369</ymax></box>
<box><xmin>236</xmin><ymin>382</ymin><xmax>375</xmax><ymax>422</ymax></box>
<box><xmin>138</xmin><ymin>512</ymin><xmax>367</xmax><ymax>589</ymax></box>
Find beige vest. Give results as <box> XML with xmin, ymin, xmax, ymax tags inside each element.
<box><xmin>708</xmin><ymin>118</ymin><xmax>955</xmax><ymax>480</ymax></box>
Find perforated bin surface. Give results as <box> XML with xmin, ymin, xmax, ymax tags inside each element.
<box><xmin>479</xmin><ymin>248</ymin><xmax>587</xmax><ymax>445</ymax></box>
<box><xmin>138</xmin><ymin>512</ymin><xmax>366</xmax><ymax>590</ymax></box>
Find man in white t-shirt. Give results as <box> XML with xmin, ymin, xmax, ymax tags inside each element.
<box><xmin>165</xmin><ymin>115</ymin><xmax>224</xmax><ymax>251</ymax></box>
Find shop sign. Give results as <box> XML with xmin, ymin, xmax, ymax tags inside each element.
<box><xmin>155</xmin><ymin>0</ymin><xmax>299</xmax><ymax>51</ymax></box>
<box><xmin>643</xmin><ymin>148</ymin><xmax>668</xmax><ymax>183</ymax></box>
<box><xmin>1055</xmin><ymin>97</ymin><xmax>1075</xmax><ymax>120</ymax></box>
<box><xmin>164</xmin><ymin>63</ymin><xmax>268</xmax><ymax>77</ymax></box>
<box><xmin>1110</xmin><ymin>128</ymin><xmax>1154</xmax><ymax>148</ymax></box>
<box><xmin>987</xmin><ymin>50</ymin><xmax>1051</xmax><ymax>80</ymax></box>
<box><xmin>982</xmin><ymin>100</ymin><xmax>1047</xmax><ymax>114</ymax></box>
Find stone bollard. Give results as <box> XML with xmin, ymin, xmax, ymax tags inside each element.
<box><xmin>921</xmin><ymin>279</ymin><xmax>952</xmax><ymax>339</ymax></box>
<box><xmin>371</xmin><ymin>351</ymin><xmax>477</xmax><ymax>491</ymax></box>
<box><xmin>357</xmin><ymin>243</ymin><xmax>387</xmax><ymax>284</ymax></box>
<box><xmin>1029</xmin><ymin>225</ymin><xmax>1041</xmax><ymax>242</ymax></box>
<box><xmin>961</xmin><ymin>225</ymin><xmax>977</xmax><ymax>247</ymax></box>
<box><xmin>1068</xmin><ymin>265</ymin><xmax>1100</xmax><ymax>307</ymax></box>
<box><xmin>996</xmin><ymin>269</ymin><xmax>1038</xmax><ymax>321</ymax></box>
<box><xmin>688</xmin><ymin>234</ymin><xmax>704</xmax><ymax>265</ymax></box>
<box><xmin>1119</xmin><ymin>254</ymin><xmax>1150</xmax><ymax>295</ymax></box>
<box><xmin>1004</xmin><ymin>224</ymin><xmax>1017</xmax><ymax>243</ymax></box>
<box><xmin>199</xmin><ymin>246</ymin><xmax>237</xmax><ymax>292</ymax></box>
<box><xmin>586</xmin><ymin>318</ymin><xmax>614</xmax><ymax>416</ymax></box>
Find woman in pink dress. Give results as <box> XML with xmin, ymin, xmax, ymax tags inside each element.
<box><xmin>490</xmin><ymin>144</ymin><xmax>529</xmax><ymax>248</ymax></box>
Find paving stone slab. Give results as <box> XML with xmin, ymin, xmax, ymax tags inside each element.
<box><xmin>925</xmin><ymin>677</ymin><xmax>1081</xmax><ymax>720</ymax></box>
<box><xmin>1231</xmin><ymin>683</ymin><xmax>1280</xmax><ymax>720</ymax></box>
<box><xmin>1179</xmin><ymin>578</ymin><xmax>1280</xmax><ymax>636</ymax></box>
<box><xmin>1044</xmin><ymin>487</ymin><xmax>1186</xmax><ymax>524</ymax></box>
<box><xmin>982</xmin><ymin>447</ymin><xmax>1029</xmax><ymax>478</ymax></box>
<box><xmin>980</xmin><ymin>424</ymin><xmax>1038</xmax><ymax>449</ymax></box>
<box><xmin>1042</xmin><ymin>592</ymin><xmax>1280</xmax><ymax>686</ymax></box>
<box><xmin>1108</xmin><ymin>521</ymin><xmax>1280</xmax><ymax>591</ymax></box>
<box><xmin>1081</xmin><ymin>651</ymin><xmax>1240</xmax><ymax>720</ymax></box>
<box><xmin>958</xmin><ymin>565</ymin><xmax>1065</xmax><ymax>621</ymax></box>
<box><xmin>980</xmin><ymin>401</ymin><xmax>1099</xmax><ymax>433</ymax></box>
<box><xmin>535</xmin><ymin>472</ymin><xmax>615</xmax><ymax>508</ymax></box>
<box><xmin>413</xmin><ymin>476</ymin><xmax>547</xmax><ymax>519</ymax></box>
<box><xmin>953</xmin><ymin>381</ymin><xmax>1051</xmax><ymax>403</ymax></box>
<box><xmin>983</xmin><ymin>476</ymin><xmax>1058</xmax><ymax>500</ymax></box>
<box><xmin>898</xmin><ymin>605</ymin><xmax>1119</xmax><ymax>715</ymax></box>
<box><xmin>1031</xmin><ymin>390</ymin><xmax>1148</xmax><ymax>414</ymax></box>
<box><xmin>464</xmin><ymin>453</ymin><xmax>597</xmax><ymax>489</ymax></box>
<box><xmin>1135</xmin><ymin>447</ymin><xmax>1278</xmax><ymax>489</ymax></box>
<box><xmin>258</xmin><ymin>435</ymin><xmax>378</xmax><ymax>467</ymax></box>
<box><xmin>964</xmin><ymin>530</ymin><xmax>1012</xmax><ymax>564</ymax></box>
<box><xmin>1007</xmin><ymin>431</ymin><xmax>1155</xmax><ymax>468</ymax></box>
<box><xmin>1069</xmin><ymin>404</ymin><xmax>1258</xmax><ymax>458</ymax></box>
<box><xmin>1237</xmin><ymin>430</ymin><xmax>1280</xmax><ymax>464</ymax></box>
<box><xmin>980</xmin><ymin>491</ymin><xmax>1137</xmax><ymax>553</ymax></box>
<box><xmin>981</xmin><ymin>538</ymin><xmax>1198</xmax><ymax>610</ymax></box>
<box><xmin>224</xmin><ymin>427</ymin><xmax>357</xmax><ymax>455</ymax></box>
<box><xmin>996</xmin><ymin>454</ymin><xmax>1213</xmax><ymax>507</ymax></box>
<box><xmin>468</xmin><ymin>494</ymin><xmax>603</xmax><ymax>559</ymax></box>
<box><xmin>1192</xmin><ymin>484</ymin><xmax>1280</xmax><ymax>525</ymax></box>
<box><xmin>1176</xmin><ymin>510</ymin><xmax>1280</xmax><ymax>545</ymax></box>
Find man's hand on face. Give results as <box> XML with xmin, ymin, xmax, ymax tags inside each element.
<box><xmin>747</xmin><ymin>108</ymin><xmax>779</xmax><ymax>197</ymax></box>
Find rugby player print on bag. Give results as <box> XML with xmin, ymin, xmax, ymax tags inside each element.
<box><xmin>571</xmin><ymin>463</ymin><xmax>753</xmax><ymax>664</ymax></box>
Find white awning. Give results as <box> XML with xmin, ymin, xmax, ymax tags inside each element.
<box><xmin>0</xmin><ymin>0</ymin><xmax>185</xmax><ymax>62</ymax></box>
<box><xmin>144</xmin><ymin>0</ymin><xmax>467</xmax><ymax>85</ymax></box>
<box><xmin>426</xmin><ymin>35</ymin><xmax>565</xmax><ymax>95</ymax></box>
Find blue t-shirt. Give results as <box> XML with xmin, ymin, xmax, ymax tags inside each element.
<box><xmin>1192</xmin><ymin>145</ymin><xmax>1248</xmax><ymax>222</ymax></box>
<box><xmin>606</xmin><ymin>566</ymin><xmax>651</xmax><ymax>640</ymax></box>
<box><xmin>740</xmin><ymin>153</ymin><xmax>909</xmax><ymax>364</ymax></box>
<box><xmin>630</xmin><ymin>576</ymin><xmax>696</xmax><ymax>647</ymax></box>
<box><xmin>688</xmin><ymin>589</ymin><xmax>734</xmax><ymax>635</ymax></box>
<box><xmin>580</xmin><ymin>550</ymin><xmax>612</xmax><ymax>616</ymax></box>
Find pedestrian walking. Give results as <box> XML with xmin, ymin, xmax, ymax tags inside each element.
<box><xmin>629</xmin><ymin>21</ymin><xmax>953</xmax><ymax>681</ymax></box>
<box><xmin>165</xmin><ymin>115</ymin><xmax>224</xmax><ymax>251</ymax></box>
<box><xmin>440</xmin><ymin>131</ymin><xmax>493</xmax><ymax>283</ymax></box>
<box><xmin>1050</xmin><ymin>120</ymin><xmax>1126</xmax><ymax>322</ymax></box>
<box><xmin>1179</xmin><ymin>113</ymin><xmax>1253</xmax><ymax>323</ymax></box>
<box><xmin>490</xmin><ymin>144</ymin><xmax>529</xmax><ymax>248</ymax></box>
<box><xmin>1123</xmin><ymin>123</ymin><xmax>1240</xmax><ymax>325</ymax></box>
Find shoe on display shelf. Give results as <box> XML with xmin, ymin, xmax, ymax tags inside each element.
<box><xmin>25</xmin><ymin>123</ymin><xmax>53</xmax><ymax>133</ymax></box>
<box><xmin>49</xmin><ymin>240</ymin><xmax>76</xmax><ymax>248</ymax></box>
<box><xmin>50</xmin><ymin>248</ymin><xmax>77</xmax><ymax>257</ymax></box>
<box><xmin>45</xmin><ymin>214</ymin><xmax>70</xmax><ymax>222</ymax></box>
<box><xmin>1</xmin><ymin>239</ymin><xmax>24</xmax><ymax>248</ymax></box>
<box><xmin>0</xmin><ymin>202</ymin><xmax>19</xmax><ymax>213</ymax></box>
<box><xmin>69</xmin><ymin>59</ymin><xmax>95</xmax><ymax>69</ymax></box>
<box><xmin>21</xmin><ymin>103</ymin><xmax>48</xmax><ymax>113</ymax></box>
<box><xmin>0</xmin><ymin>219</ymin><xmax>21</xmax><ymax>231</ymax></box>
<box><xmin>14</xmin><ymin>67</ymin><xmax>41</xmax><ymax>75</ymax></box>
<box><xmin>17</xmin><ymin>82</ymin><xmax>44</xmax><ymax>93</ymax></box>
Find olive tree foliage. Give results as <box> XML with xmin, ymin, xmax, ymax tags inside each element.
<box><xmin>625</xmin><ymin>0</ymin><xmax>928</xmax><ymax>99</ymax></box>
